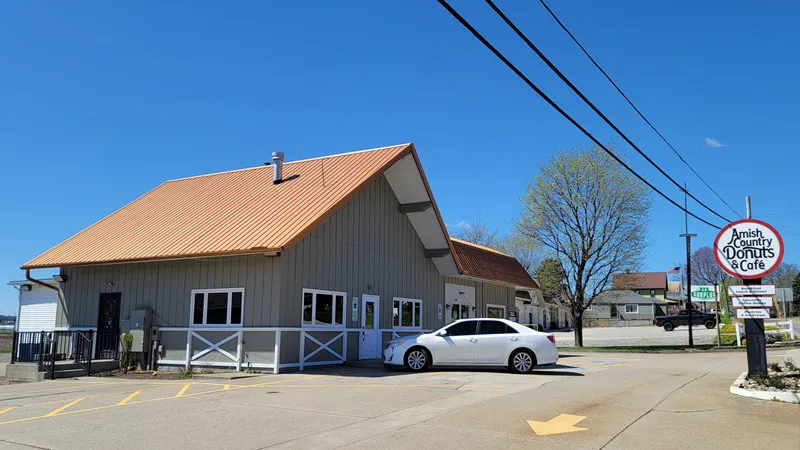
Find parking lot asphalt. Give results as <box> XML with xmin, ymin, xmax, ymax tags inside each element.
<box><xmin>552</xmin><ymin>325</ymin><xmax>721</xmax><ymax>347</ymax></box>
<box><xmin>0</xmin><ymin>349</ymin><xmax>798</xmax><ymax>449</ymax></box>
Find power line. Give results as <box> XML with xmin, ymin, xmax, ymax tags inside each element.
<box><xmin>435</xmin><ymin>0</ymin><xmax>722</xmax><ymax>230</ymax></box>
<box><xmin>484</xmin><ymin>0</ymin><xmax>733</xmax><ymax>224</ymax></box>
<box><xmin>537</xmin><ymin>0</ymin><xmax>741</xmax><ymax>220</ymax></box>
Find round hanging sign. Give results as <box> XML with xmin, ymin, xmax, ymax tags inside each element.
<box><xmin>713</xmin><ymin>219</ymin><xmax>783</xmax><ymax>279</ymax></box>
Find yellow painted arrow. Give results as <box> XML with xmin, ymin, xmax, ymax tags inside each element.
<box><xmin>527</xmin><ymin>414</ymin><xmax>588</xmax><ymax>436</ymax></box>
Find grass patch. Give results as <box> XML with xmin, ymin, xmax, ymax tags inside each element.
<box><xmin>0</xmin><ymin>349</ymin><xmax>9</xmax><ymax>354</ymax></box>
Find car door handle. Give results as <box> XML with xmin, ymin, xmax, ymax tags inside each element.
<box><xmin>469</xmin><ymin>338</ymin><xmax>478</xmax><ymax>343</ymax></box>
<box><xmin>509</xmin><ymin>337</ymin><xmax>519</xmax><ymax>342</ymax></box>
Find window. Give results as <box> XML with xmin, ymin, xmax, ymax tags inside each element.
<box><xmin>625</xmin><ymin>304</ymin><xmax>639</xmax><ymax>314</ymax></box>
<box><xmin>190</xmin><ymin>289</ymin><xmax>244</xmax><ymax>326</ymax></box>
<box><xmin>478</xmin><ymin>320</ymin><xmax>516</xmax><ymax>335</ymax></box>
<box><xmin>585</xmin><ymin>305</ymin><xmax>592</xmax><ymax>312</ymax></box>
<box><xmin>302</xmin><ymin>289</ymin><xmax>346</xmax><ymax>327</ymax></box>
<box><xmin>649</xmin><ymin>289</ymin><xmax>656</xmax><ymax>298</ymax></box>
<box><xmin>445</xmin><ymin>320</ymin><xmax>477</xmax><ymax>336</ymax></box>
<box><xmin>610</xmin><ymin>305</ymin><xmax>619</xmax><ymax>318</ymax></box>
<box><xmin>393</xmin><ymin>298</ymin><xmax>422</xmax><ymax>328</ymax></box>
<box><xmin>487</xmin><ymin>304</ymin><xmax>506</xmax><ymax>319</ymax></box>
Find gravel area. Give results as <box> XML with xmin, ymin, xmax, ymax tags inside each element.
<box><xmin>553</xmin><ymin>324</ymin><xmax>720</xmax><ymax>347</ymax></box>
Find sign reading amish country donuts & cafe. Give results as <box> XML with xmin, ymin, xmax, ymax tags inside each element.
<box><xmin>713</xmin><ymin>219</ymin><xmax>784</xmax><ymax>279</ymax></box>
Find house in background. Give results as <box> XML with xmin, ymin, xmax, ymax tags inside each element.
<box><xmin>583</xmin><ymin>290</ymin><xmax>668</xmax><ymax>327</ymax></box>
<box><xmin>7</xmin><ymin>278</ymin><xmax>61</xmax><ymax>333</ymax></box>
<box><xmin>614</xmin><ymin>271</ymin><xmax>680</xmax><ymax>314</ymax></box>
<box><xmin>17</xmin><ymin>143</ymin><xmax>539</xmax><ymax>375</ymax></box>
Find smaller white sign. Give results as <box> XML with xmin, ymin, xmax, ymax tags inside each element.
<box><xmin>728</xmin><ymin>285</ymin><xmax>776</xmax><ymax>296</ymax></box>
<box><xmin>732</xmin><ymin>296</ymin><xmax>773</xmax><ymax>308</ymax></box>
<box><xmin>736</xmin><ymin>308</ymin><xmax>771</xmax><ymax>319</ymax></box>
<box><xmin>352</xmin><ymin>297</ymin><xmax>358</xmax><ymax>322</ymax></box>
<box><xmin>437</xmin><ymin>304</ymin><xmax>443</xmax><ymax>320</ymax></box>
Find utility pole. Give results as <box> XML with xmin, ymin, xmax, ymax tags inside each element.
<box><xmin>680</xmin><ymin>182</ymin><xmax>697</xmax><ymax>348</ymax></box>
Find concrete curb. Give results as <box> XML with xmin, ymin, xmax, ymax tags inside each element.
<box><xmin>729</xmin><ymin>372</ymin><xmax>800</xmax><ymax>403</ymax></box>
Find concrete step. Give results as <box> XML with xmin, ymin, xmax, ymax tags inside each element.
<box><xmin>50</xmin><ymin>368</ymin><xmax>89</xmax><ymax>379</ymax></box>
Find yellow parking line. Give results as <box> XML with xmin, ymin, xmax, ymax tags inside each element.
<box><xmin>174</xmin><ymin>384</ymin><xmax>191</xmax><ymax>398</ymax></box>
<box><xmin>116</xmin><ymin>390</ymin><xmax>142</xmax><ymax>406</ymax></box>
<box><xmin>223</xmin><ymin>384</ymin><xmax>231</xmax><ymax>391</ymax></box>
<box><xmin>45</xmin><ymin>398</ymin><xmax>85</xmax><ymax>417</ymax></box>
<box><xmin>0</xmin><ymin>407</ymin><xmax>17</xmax><ymax>415</ymax></box>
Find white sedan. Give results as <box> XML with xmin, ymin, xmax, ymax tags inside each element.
<box><xmin>383</xmin><ymin>318</ymin><xmax>558</xmax><ymax>373</ymax></box>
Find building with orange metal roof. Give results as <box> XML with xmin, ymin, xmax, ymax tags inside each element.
<box><xmin>20</xmin><ymin>143</ymin><xmax>539</xmax><ymax>372</ymax></box>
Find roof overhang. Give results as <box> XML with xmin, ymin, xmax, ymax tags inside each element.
<box><xmin>384</xmin><ymin>149</ymin><xmax>459</xmax><ymax>276</ymax></box>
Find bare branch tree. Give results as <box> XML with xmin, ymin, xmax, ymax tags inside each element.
<box><xmin>448</xmin><ymin>214</ymin><xmax>500</xmax><ymax>248</ymax></box>
<box><xmin>763</xmin><ymin>262</ymin><xmax>799</xmax><ymax>288</ymax></box>
<box><xmin>516</xmin><ymin>147</ymin><xmax>651</xmax><ymax>346</ymax></box>
<box><xmin>497</xmin><ymin>232</ymin><xmax>544</xmax><ymax>276</ymax></box>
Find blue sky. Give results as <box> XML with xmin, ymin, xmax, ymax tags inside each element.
<box><xmin>1</xmin><ymin>1</ymin><xmax>798</xmax><ymax>315</ymax></box>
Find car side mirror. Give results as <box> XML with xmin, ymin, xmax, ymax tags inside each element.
<box><xmin>437</xmin><ymin>330</ymin><xmax>448</xmax><ymax>337</ymax></box>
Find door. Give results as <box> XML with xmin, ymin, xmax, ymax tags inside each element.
<box><xmin>448</xmin><ymin>302</ymin><xmax>472</xmax><ymax>323</ymax></box>
<box><xmin>477</xmin><ymin>320</ymin><xmax>517</xmax><ymax>364</ymax></box>
<box><xmin>96</xmin><ymin>293</ymin><xmax>121</xmax><ymax>359</ymax></box>
<box><xmin>426</xmin><ymin>320</ymin><xmax>479</xmax><ymax>364</ymax></box>
<box><xmin>359</xmin><ymin>295</ymin><xmax>380</xmax><ymax>359</ymax></box>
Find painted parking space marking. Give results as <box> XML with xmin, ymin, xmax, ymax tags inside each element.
<box><xmin>174</xmin><ymin>384</ymin><xmax>192</xmax><ymax>398</ymax></box>
<box><xmin>0</xmin><ymin>372</ymin><xmax>510</xmax><ymax>426</ymax></box>
<box><xmin>45</xmin><ymin>398</ymin><xmax>84</xmax><ymax>417</ymax></box>
<box><xmin>116</xmin><ymin>390</ymin><xmax>142</xmax><ymax>406</ymax></box>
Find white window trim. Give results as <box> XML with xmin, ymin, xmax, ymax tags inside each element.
<box><xmin>585</xmin><ymin>305</ymin><xmax>592</xmax><ymax>311</ymax></box>
<box><xmin>392</xmin><ymin>297</ymin><xmax>422</xmax><ymax>330</ymax></box>
<box><xmin>190</xmin><ymin>288</ymin><xmax>244</xmax><ymax>327</ymax></box>
<box><xmin>486</xmin><ymin>303</ymin><xmax>507</xmax><ymax>319</ymax></box>
<box><xmin>302</xmin><ymin>288</ymin><xmax>347</xmax><ymax>328</ymax></box>
<box><xmin>625</xmin><ymin>304</ymin><xmax>639</xmax><ymax>314</ymax></box>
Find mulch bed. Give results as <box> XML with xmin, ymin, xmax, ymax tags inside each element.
<box><xmin>93</xmin><ymin>369</ymin><xmax>187</xmax><ymax>380</ymax></box>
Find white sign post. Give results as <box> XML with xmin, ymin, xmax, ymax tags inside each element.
<box><xmin>732</xmin><ymin>296</ymin><xmax>773</xmax><ymax>308</ymax></box>
<box><xmin>736</xmin><ymin>309</ymin><xmax>771</xmax><ymax>320</ymax></box>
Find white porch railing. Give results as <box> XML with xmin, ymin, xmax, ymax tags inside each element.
<box><xmin>735</xmin><ymin>320</ymin><xmax>795</xmax><ymax>346</ymax></box>
<box><xmin>157</xmin><ymin>327</ymin><xmax>430</xmax><ymax>374</ymax></box>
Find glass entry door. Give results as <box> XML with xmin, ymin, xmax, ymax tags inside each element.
<box><xmin>359</xmin><ymin>295</ymin><xmax>380</xmax><ymax>359</ymax></box>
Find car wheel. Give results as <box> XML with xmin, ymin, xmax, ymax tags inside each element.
<box><xmin>663</xmin><ymin>322</ymin><xmax>674</xmax><ymax>332</ymax></box>
<box><xmin>404</xmin><ymin>347</ymin><xmax>430</xmax><ymax>372</ymax></box>
<box><xmin>509</xmin><ymin>349</ymin><xmax>536</xmax><ymax>374</ymax></box>
<box><xmin>705</xmin><ymin>320</ymin><xmax>715</xmax><ymax>329</ymax></box>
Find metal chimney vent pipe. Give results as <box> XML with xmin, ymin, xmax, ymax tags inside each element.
<box><xmin>272</xmin><ymin>151</ymin><xmax>285</xmax><ymax>184</ymax></box>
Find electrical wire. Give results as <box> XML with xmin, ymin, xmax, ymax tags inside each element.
<box><xmin>485</xmin><ymin>0</ymin><xmax>733</xmax><ymax>224</ymax></box>
<box><xmin>537</xmin><ymin>0</ymin><xmax>741</xmax><ymax>219</ymax></box>
<box><xmin>435</xmin><ymin>0</ymin><xmax>722</xmax><ymax>230</ymax></box>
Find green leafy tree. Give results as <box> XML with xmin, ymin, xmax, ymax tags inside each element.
<box><xmin>535</xmin><ymin>258</ymin><xmax>566</xmax><ymax>298</ymax></box>
<box><xmin>517</xmin><ymin>147</ymin><xmax>651</xmax><ymax>346</ymax></box>
<box><xmin>793</xmin><ymin>273</ymin><xmax>800</xmax><ymax>316</ymax></box>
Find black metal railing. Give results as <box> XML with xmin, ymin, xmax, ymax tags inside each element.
<box><xmin>95</xmin><ymin>330</ymin><xmax>120</xmax><ymax>360</ymax></box>
<box><xmin>11</xmin><ymin>329</ymin><xmax>118</xmax><ymax>378</ymax></box>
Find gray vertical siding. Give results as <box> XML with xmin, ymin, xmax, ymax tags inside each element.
<box><xmin>59</xmin><ymin>254</ymin><xmax>281</xmax><ymax>328</ymax></box>
<box><xmin>279</xmin><ymin>175</ymin><xmax>517</xmax><ymax>330</ymax></box>
<box><xmin>279</xmin><ymin>175</ymin><xmax>447</xmax><ymax>330</ymax></box>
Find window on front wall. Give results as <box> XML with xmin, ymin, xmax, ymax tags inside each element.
<box><xmin>302</xmin><ymin>289</ymin><xmax>346</xmax><ymax>327</ymax></box>
<box><xmin>625</xmin><ymin>304</ymin><xmax>639</xmax><ymax>314</ymax></box>
<box><xmin>393</xmin><ymin>298</ymin><xmax>422</xmax><ymax>328</ymax></box>
<box><xmin>487</xmin><ymin>304</ymin><xmax>506</xmax><ymax>319</ymax></box>
<box><xmin>649</xmin><ymin>289</ymin><xmax>656</xmax><ymax>298</ymax></box>
<box><xmin>191</xmin><ymin>288</ymin><xmax>243</xmax><ymax>326</ymax></box>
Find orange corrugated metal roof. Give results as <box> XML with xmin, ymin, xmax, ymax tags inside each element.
<box><xmin>23</xmin><ymin>144</ymin><xmax>415</xmax><ymax>269</ymax></box>
<box><xmin>450</xmin><ymin>238</ymin><xmax>538</xmax><ymax>289</ymax></box>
